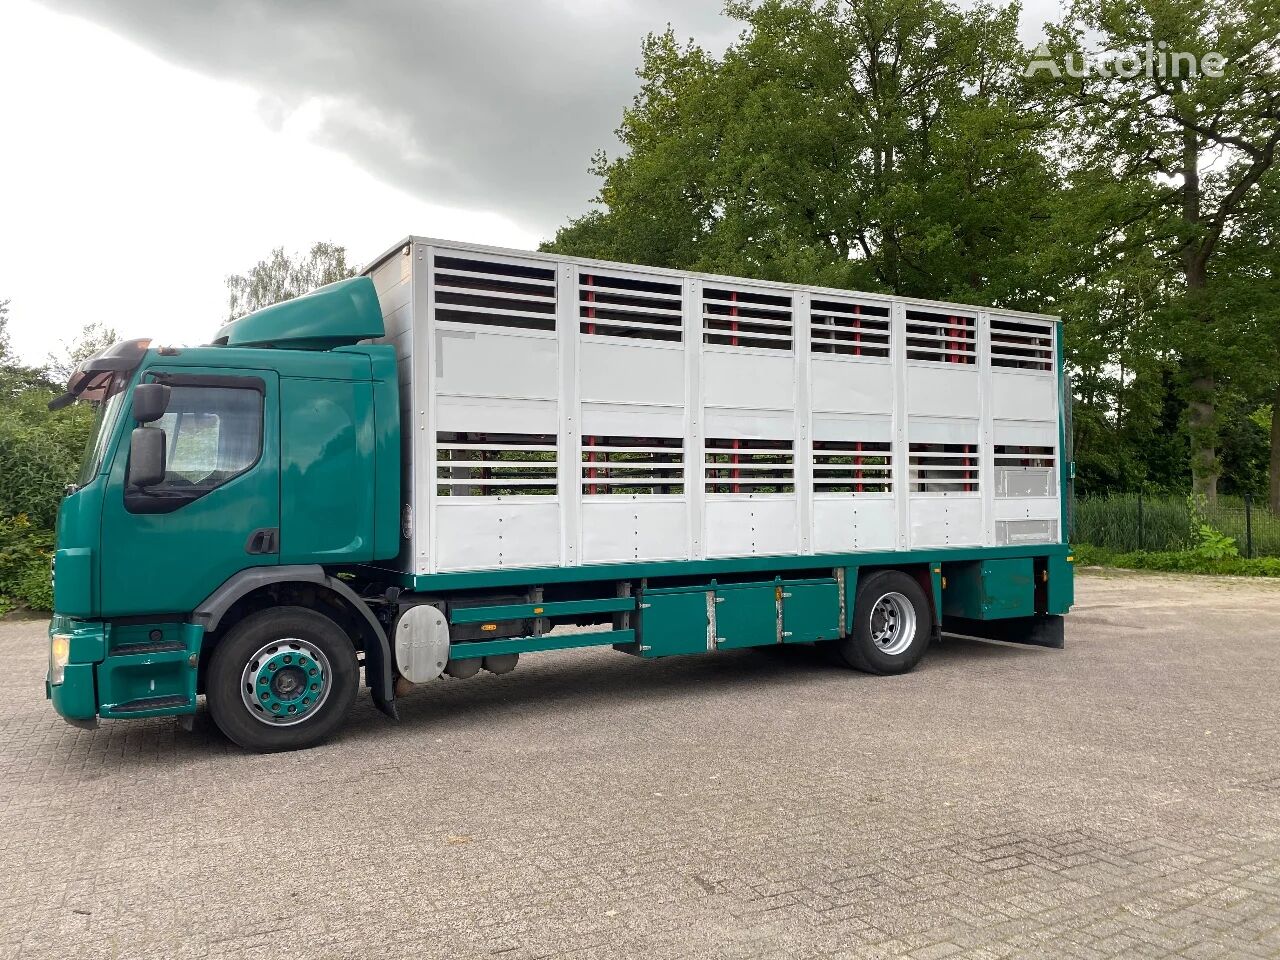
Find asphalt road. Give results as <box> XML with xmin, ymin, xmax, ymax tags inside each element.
<box><xmin>2</xmin><ymin>570</ymin><xmax>1279</xmax><ymax>959</ymax></box>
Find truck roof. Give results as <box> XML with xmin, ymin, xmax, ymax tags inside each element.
<box><xmin>362</xmin><ymin>235</ymin><xmax>1061</xmax><ymax>324</ymax></box>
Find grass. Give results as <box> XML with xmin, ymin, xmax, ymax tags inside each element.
<box><xmin>1073</xmin><ymin>544</ymin><xmax>1280</xmax><ymax>577</ymax></box>
<box><xmin>1073</xmin><ymin>494</ymin><xmax>1280</xmax><ymax>558</ymax></box>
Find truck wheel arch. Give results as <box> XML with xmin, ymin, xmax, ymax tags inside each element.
<box><xmin>848</xmin><ymin>562</ymin><xmax>941</xmax><ymax>640</ymax></box>
<box><xmin>193</xmin><ymin>565</ymin><xmax>397</xmax><ymax>719</ymax></box>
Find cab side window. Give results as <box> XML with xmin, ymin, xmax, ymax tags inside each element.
<box><xmin>127</xmin><ymin>382</ymin><xmax>263</xmax><ymax>513</ymax></box>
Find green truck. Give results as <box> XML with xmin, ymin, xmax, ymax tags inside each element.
<box><xmin>45</xmin><ymin>237</ymin><xmax>1073</xmax><ymax>751</ymax></box>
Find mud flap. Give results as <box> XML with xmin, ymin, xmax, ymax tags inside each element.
<box><xmin>362</xmin><ymin>638</ymin><xmax>400</xmax><ymax>721</ymax></box>
<box><xmin>941</xmin><ymin>614</ymin><xmax>1064</xmax><ymax>649</ymax></box>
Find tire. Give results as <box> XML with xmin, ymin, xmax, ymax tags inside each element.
<box><xmin>831</xmin><ymin>570</ymin><xmax>931</xmax><ymax>675</ymax></box>
<box><xmin>207</xmin><ymin>606</ymin><xmax>358</xmax><ymax>752</ymax></box>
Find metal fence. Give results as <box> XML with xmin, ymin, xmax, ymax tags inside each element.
<box><xmin>1072</xmin><ymin>493</ymin><xmax>1280</xmax><ymax>559</ymax></box>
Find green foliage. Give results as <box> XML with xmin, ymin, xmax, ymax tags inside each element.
<box><xmin>544</xmin><ymin>0</ymin><xmax>1060</xmax><ymax>308</ymax></box>
<box><xmin>0</xmin><ymin>301</ymin><xmax>111</xmax><ymax>613</ymax></box>
<box><xmin>0</xmin><ymin>299</ymin><xmax>11</xmax><ymax>359</ymax></box>
<box><xmin>0</xmin><ymin>516</ymin><xmax>56</xmax><ymax>614</ymax></box>
<box><xmin>1074</xmin><ymin>494</ymin><xmax>1191</xmax><ymax>551</ymax></box>
<box><xmin>0</xmin><ymin>381</ymin><xmax>96</xmax><ymax>526</ymax></box>
<box><xmin>1074</xmin><ymin>493</ymin><xmax>1280</xmax><ymax>557</ymax></box>
<box><xmin>1074</xmin><ymin>544</ymin><xmax>1280</xmax><ymax>577</ymax></box>
<box><xmin>1189</xmin><ymin>522</ymin><xmax>1240</xmax><ymax>561</ymax></box>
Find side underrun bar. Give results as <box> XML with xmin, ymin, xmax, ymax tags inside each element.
<box><xmin>449</xmin><ymin>629</ymin><xmax>635</xmax><ymax>660</ymax></box>
<box><xmin>449</xmin><ymin>597</ymin><xmax>635</xmax><ymax>625</ymax></box>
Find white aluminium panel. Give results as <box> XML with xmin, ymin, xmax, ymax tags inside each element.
<box><xmin>434</xmin><ymin>500</ymin><xmax>562</xmax><ymax>571</ymax></box>
<box><xmin>704</xmin><ymin>350</ymin><xmax>794</xmax><ymax>410</ymax></box>
<box><xmin>434</xmin><ymin>396</ymin><xmax>558</xmax><ymax>435</ymax></box>
<box><xmin>992</xmin><ymin>371</ymin><xmax>1056</xmax><ymax>421</ymax></box>
<box><xmin>994</xmin><ymin>497</ymin><xmax>1060</xmax><ymax>522</ymax></box>
<box><xmin>992</xmin><ymin>419</ymin><xmax>1057</xmax><ymax>447</ymax></box>
<box><xmin>907</xmin><ymin>365</ymin><xmax>980</xmax><ymax>418</ymax></box>
<box><xmin>812</xmin><ymin>414</ymin><xmax>893</xmax><ymax>443</ymax></box>
<box><xmin>811</xmin><ymin>357</ymin><xmax>894</xmax><ymax>414</ymax></box>
<box><xmin>581</xmin><ymin>403</ymin><xmax>684</xmax><ymax>438</ymax></box>
<box><xmin>813</xmin><ymin>498</ymin><xmax>897</xmax><ymax>553</ymax></box>
<box><xmin>705</xmin><ymin>496</ymin><xmax>800</xmax><ymax>558</ymax></box>
<box><xmin>435</xmin><ymin>329</ymin><xmax>558</xmax><ymax>400</ymax></box>
<box><xmin>908</xmin><ymin>416</ymin><xmax>978</xmax><ymax>445</ymax></box>
<box><xmin>703</xmin><ymin>407</ymin><xmax>795</xmax><ymax>440</ymax></box>
<box><xmin>581</xmin><ymin>498</ymin><xmax>689</xmax><ymax>563</ymax></box>
<box><xmin>579</xmin><ymin>340</ymin><xmax>684</xmax><ymax>405</ymax></box>
<box><xmin>908</xmin><ymin>497</ymin><xmax>983</xmax><ymax>547</ymax></box>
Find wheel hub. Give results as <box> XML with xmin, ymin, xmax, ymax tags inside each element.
<box><xmin>241</xmin><ymin>640</ymin><xmax>332</xmax><ymax>726</ymax></box>
<box><xmin>869</xmin><ymin>592</ymin><xmax>916</xmax><ymax>655</ymax></box>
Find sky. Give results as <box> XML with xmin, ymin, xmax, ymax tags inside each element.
<box><xmin>0</xmin><ymin>0</ymin><xmax>1062</xmax><ymax>368</ymax></box>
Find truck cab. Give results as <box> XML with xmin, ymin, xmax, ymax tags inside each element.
<box><xmin>47</xmin><ymin>277</ymin><xmax>403</xmax><ymax>748</ymax></box>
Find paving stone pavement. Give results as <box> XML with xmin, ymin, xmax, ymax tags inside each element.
<box><xmin>2</xmin><ymin>570</ymin><xmax>1279</xmax><ymax>959</ymax></box>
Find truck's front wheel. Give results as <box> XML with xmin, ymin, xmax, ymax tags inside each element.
<box><xmin>207</xmin><ymin>606</ymin><xmax>358</xmax><ymax>752</ymax></box>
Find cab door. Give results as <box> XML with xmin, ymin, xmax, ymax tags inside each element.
<box><xmin>99</xmin><ymin>369</ymin><xmax>280</xmax><ymax>617</ymax></box>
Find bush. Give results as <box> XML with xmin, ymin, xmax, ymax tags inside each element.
<box><xmin>0</xmin><ymin>376</ymin><xmax>93</xmax><ymax>614</ymax></box>
<box><xmin>0</xmin><ymin>515</ymin><xmax>55</xmax><ymax>614</ymax></box>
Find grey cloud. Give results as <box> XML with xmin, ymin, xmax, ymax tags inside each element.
<box><xmin>42</xmin><ymin>0</ymin><xmax>734</xmax><ymax>233</ymax></box>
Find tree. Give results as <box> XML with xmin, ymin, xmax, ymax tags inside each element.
<box><xmin>226</xmin><ymin>242</ymin><xmax>356</xmax><ymax>319</ymax></box>
<box><xmin>544</xmin><ymin>0</ymin><xmax>1061</xmax><ymax>308</ymax></box>
<box><xmin>0</xmin><ymin>299</ymin><xmax>11</xmax><ymax>362</ymax></box>
<box><xmin>1211</xmin><ymin>169</ymin><xmax>1280</xmax><ymax>507</ymax></box>
<box><xmin>1037</xmin><ymin>0</ymin><xmax>1280</xmax><ymax>502</ymax></box>
<box><xmin>44</xmin><ymin>321</ymin><xmax>120</xmax><ymax>385</ymax></box>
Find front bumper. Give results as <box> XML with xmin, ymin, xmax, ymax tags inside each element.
<box><xmin>45</xmin><ymin>617</ymin><xmax>106</xmax><ymax>723</ymax></box>
<box><xmin>46</xmin><ymin>617</ymin><xmax>204</xmax><ymax>726</ymax></box>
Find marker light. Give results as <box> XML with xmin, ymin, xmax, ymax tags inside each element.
<box><xmin>49</xmin><ymin>634</ymin><xmax>71</xmax><ymax>686</ymax></box>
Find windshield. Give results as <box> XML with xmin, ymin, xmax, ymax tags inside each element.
<box><xmin>76</xmin><ymin>382</ymin><xmax>126</xmax><ymax>487</ymax></box>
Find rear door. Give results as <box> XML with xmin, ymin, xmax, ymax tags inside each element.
<box><xmin>98</xmin><ymin>369</ymin><xmax>280</xmax><ymax>617</ymax></box>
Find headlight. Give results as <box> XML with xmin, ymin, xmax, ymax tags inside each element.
<box><xmin>49</xmin><ymin>634</ymin><xmax>71</xmax><ymax>686</ymax></box>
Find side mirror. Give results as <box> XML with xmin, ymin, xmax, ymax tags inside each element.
<box><xmin>127</xmin><ymin>426</ymin><xmax>166</xmax><ymax>488</ymax></box>
<box><xmin>132</xmin><ymin>382</ymin><xmax>171</xmax><ymax>424</ymax></box>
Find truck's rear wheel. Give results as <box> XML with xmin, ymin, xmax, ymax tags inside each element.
<box><xmin>207</xmin><ymin>606</ymin><xmax>358</xmax><ymax>752</ymax></box>
<box><xmin>831</xmin><ymin>570</ymin><xmax>931</xmax><ymax>675</ymax></box>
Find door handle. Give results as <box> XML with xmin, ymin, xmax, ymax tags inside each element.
<box><xmin>245</xmin><ymin>527</ymin><xmax>279</xmax><ymax>555</ymax></box>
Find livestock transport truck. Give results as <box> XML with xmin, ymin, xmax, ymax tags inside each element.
<box><xmin>45</xmin><ymin>237</ymin><xmax>1074</xmax><ymax>751</ymax></box>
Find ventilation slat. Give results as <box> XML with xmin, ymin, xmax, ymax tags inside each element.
<box><xmin>905</xmin><ymin>310</ymin><xmax>976</xmax><ymax>365</ymax></box>
<box><xmin>909</xmin><ymin>442</ymin><xmax>979</xmax><ymax>493</ymax></box>
<box><xmin>994</xmin><ymin>445</ymin><xmax>1055</xmax><ymax>468</ymax></box>
<box><xmin>435</xmin><ymin>268</ymin><xmax>556</xmax><ymax>290</ymax></box>
<box><xmin>435</xmin><ymin>283</ymin><xmax>555</xmax><ymax>307</ymax></box>
<box><xmin>813</xmin><ymin>440</ymin><xmax>893</xmax><ymax>493</ymax></box>
<box><xmin>434</xmin><ymin>255</ymin><xmax>557</xmax><ymax>333</ymax></box>
<box><xmin>579</xmin><ymin>271</ymin><xmax>684</xmax><ymax>342</ymax></box>
<box><xmin>811</xmin><ymin>299</ymin><xmax>892</xmax><ymax>358</ymax></box>
<box><xmin>703</xmin><ymin>287</ymin><xmax>793</xmax><ymax>352</ymax></box>
<box><xmin>437</xmin><ymin>431</ymin><xmax>558</xmax><ymax>496</ymax></box>
<box><xmin>990</xmin><ymin>315</ymin><xmax>1053</xmax><ymax>371</ymax></box>
<box><xmin>582</xmin><ymin>435</ymin><xmax>684</xmax><ymax>495</ymax></box>
<box><xmin>705</xmin><ymin>438</ymin><xmax>795</xmax><ymax>493</ymax></box>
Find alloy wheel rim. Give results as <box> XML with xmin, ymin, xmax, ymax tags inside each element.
<box><xmin>869</xmin><ymin>592</ymin><xmax>916</xmax><ymax>655</ymax></box>
<box><xmin>240</xmin><ymin>638</ymin><xmax>332</xmax><ymax>726</ymax></box>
